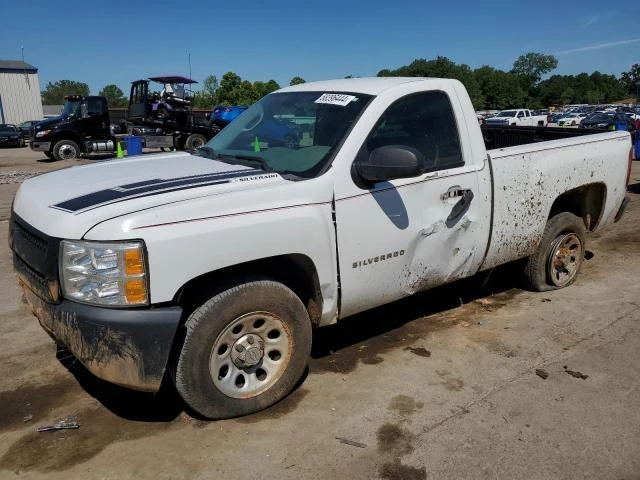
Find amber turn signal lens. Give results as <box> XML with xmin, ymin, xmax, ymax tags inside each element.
<box><xmin>125</xmin><ymin>248</ymin><xmax>145</xmax><ymax>276</ymax></box>
<box><xmin>125</xmin><ymin>279</ymin><xmax>147</xmax><ymax>304</ymax></box>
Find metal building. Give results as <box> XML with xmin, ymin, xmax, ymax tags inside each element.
<box><xmin>0</xmin><ymin>60</ymin><xmax>44</xmax><ymax>124</ymax></box>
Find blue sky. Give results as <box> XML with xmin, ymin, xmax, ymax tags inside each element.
<box><xmin>1</xmin><ymin>0</ymin><xmax>638</xmax><ymax>95</ymax></box>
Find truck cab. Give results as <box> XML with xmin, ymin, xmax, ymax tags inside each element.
<box><xmin>30</xmin><ymin>95</ymin><xmax>111</xmax><ymax>160</ymax></box>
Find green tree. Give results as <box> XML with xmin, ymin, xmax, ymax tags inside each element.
<box><xmin>215</xmin><ymin>72</ymin><xmax>243</xmax><ymax>105</ymax></box>
<box><xmin>377</xmin><ymin>56</ymin><xmax>485</xmax><ymax>108</ymax></box>
<box><xmin>41</xmin><ymin>80</ymin><xmax>90</xmax><ymax>104</ymax></box>
<box><xmin>191</xmin><ymin>75</ymin><xmax>220</xmax><ymax>109</ymax></box>
<box><xmin>511</xmin><ymin>52</ymin><xmax>558</xmax><ymax>86</ymax></box>
<box><xmin>202</xmin><ymin>75</ymin><xmax>219</xmax><ymax>95</ymax></box>
<box><xmin>289</xmin><ymin>76</ymin><xmax>305</xmax><ymax>86</ymax></box>
<box><xmin>620</xmin><ymin>64</ymin><xmax>640</xmax><ymax>97</ymax></box>
<box><xmin>560</xmin><ymin>87</ymin><xmax>575</xmax><ymax>105</ymax></box>
<box><xmin>474</xmin><ymin>66</ymin><xmax>526</xmax><ymax>109</ymax></box>
<box><xmin>98</xmin><ymin>84</ymin><xmax>127</xmax><ymax>107</ymax></box>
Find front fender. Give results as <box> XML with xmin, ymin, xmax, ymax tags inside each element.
<box><xmin>83</xmin><ymin>178</ymin><xmax>339</xmax><ymax>324</ymax></box>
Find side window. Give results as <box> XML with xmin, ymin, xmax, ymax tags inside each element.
<box><xmin>87</xmin><ymin>98</ymin><xmax>104</xmax><ymax>115</ymax></box>
<box><xmin>361</xmin><ymin>91</ymin><xmax>464</xmax><ymax>172</ymax></box>
<box><xmin>517</xmin><ymin>111</ymin><xmax>525</xmax><ymax>118</ymax></box>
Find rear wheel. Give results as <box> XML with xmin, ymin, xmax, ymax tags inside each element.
<box><xmin>183</xmin><ymin>133</ymin><xmax>206</xmax><ymax>150</ymax></box>
<box><xmin>175</xmin><ymin>279</ymin><xmax>312</xmax><ymax>419</ymax></box>
<box><xmin>52</xmin><ymin>139</ymin><xmax>81</xmax><ymax>160</ymax></box>
<box><xmin>524</xmin><ymin>212</ymin><xmax>586</xmax><ymax>291</ymax></box>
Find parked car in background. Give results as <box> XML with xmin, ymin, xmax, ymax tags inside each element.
<box><xmin>483</xmin><ymin>108</ymin><xmax>548</xmax><ymax>127</ymax></box>
<box><xmin>580</xmin><ymin>112</ymin><xmax>635</xmax><ymax>131</ymax></box>
<box><xmin>549</xmin><ymin>112</ymin><xmax>565</xmax><ymax>124</ymax></box>
<box><xmin>18</xmin><ymin>120</ymin><xmax>42</xmax><ymax>137</ymax></box>
<box><xmin>0</xmin><ymin>124</ymin><xmax>25</xmax><ymax>147</ymax></box>
<box><xmin>557</xmin><ymin>113</ymin><xmax>586</xmax><ymax>127</ymax></box>
<box><xmin>207</xmin><ymin>105</ymin><xmax>249</xmax><ymax>128</ymax></box>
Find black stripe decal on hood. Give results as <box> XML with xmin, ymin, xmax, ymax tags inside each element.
<box><xmin>51</xmin><ymin>169</ymin><xmax>262</xmax><ymax>213</ymax></box>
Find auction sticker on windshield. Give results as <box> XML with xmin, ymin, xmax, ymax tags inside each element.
<box><xmin>315</xmin><ymin>93</ymin><xmax>357</xmax><ymax>106</ymax></box>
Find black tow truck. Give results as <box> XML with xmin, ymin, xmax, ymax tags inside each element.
<box><xmin>31</xmin><ymin>76</ymin><xmax>219</xmax><ymax>160</ymax></box>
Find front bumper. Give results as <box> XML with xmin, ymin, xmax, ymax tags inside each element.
<box><xmin>10</xmin><ymin>213</ymin><xmax>183</xmax><ymax>392</ymax></box>
<box><xmin>0</xmin><ymin>137</ymin><xmax>21</xmax><ymax>146</ymax></box>
<box><xmin>20</xmin><ymin>281</ymin><xmax>182</xmax><ymax>392</ymax></box>
<box><xmin>30</xmin><ymin>141</ymin><xmax>51</xmax><ymax>152</ymax></box>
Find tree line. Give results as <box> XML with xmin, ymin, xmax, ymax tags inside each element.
<box><xmin>40</xmin><ymin>55</ymin><xmax>640</xmax><ymax>111</ymax></box>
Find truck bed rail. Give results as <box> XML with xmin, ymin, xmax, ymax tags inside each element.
<box><xmin>481</xmin><ymin>125</ymin><xmax>608</xmax><ymax>150</ymax></box>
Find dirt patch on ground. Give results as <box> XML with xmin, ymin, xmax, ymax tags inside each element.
<box><xmin>388</xmin><ymin>395</ymin><xmax>424</xmax><ymax>416</ymax></box>
<box><xmin>310</xmin><ymin>265</ymin><xmax>522</xmax><ymax>375</ymax></box>
<box><xmin>0</xmin><ymin>405</ymin><xmax>177</xmax><ymax>473</ymax></box>
<box><xmin>0</xmin><ymin>377</ymin><xmax>79</xmax><ymax>432</ymax></box>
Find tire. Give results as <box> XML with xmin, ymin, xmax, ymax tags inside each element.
<box><xmin>571</xmin><ymin>121</ymin><xmax>576</xmax><ymax>126</ymax></box>
<box><xmin>175</xmin><ymin>279</ymin><xmax>312</xmax><ymax>419</ymax></box>
<box><xmin>183</xmin><ymin>133</ymin><xmax>206</xmax><ymax>150</ymax></box>
<box><xmin>52</xmin><ymin>139</ymin><xmax>81</xmax><ymax>160</ymax></box>
<box><xmin>524</xmin><ymin>212</ymin><xmax>586</xmax><ymax>292</ymax></box>
<box><xmin>44</xmin><ymin>151</ymin><xmax>55</xmax><ymax>160</ymax></box>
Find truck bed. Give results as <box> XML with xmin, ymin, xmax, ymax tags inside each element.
<box><xmin>481</xmin><ymin>124</ymin><xmax>608</xmax><ymax>150</ymax></box>
<box><xmin>480</xmin><ymin>129</ymin><xmax>631</xmax><ymax>271</ymax></box>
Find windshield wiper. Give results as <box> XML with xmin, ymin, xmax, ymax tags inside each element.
<box><xmin>193</xmin><ymin>146</ymin><xmax>218</xmax><ymax>159</ymax></box>
<box><xmin>218</xmin><ymin>153</ymin><xmax>274</xmax><ymax>172</ymax></box>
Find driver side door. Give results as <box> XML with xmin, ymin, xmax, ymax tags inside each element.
<box><xmin>333</xmin><ymin>89</ymin><xmax>491</xmax><ymax>318</ymax></box>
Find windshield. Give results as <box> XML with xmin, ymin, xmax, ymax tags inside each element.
<box><xmin>201</xmin><ymin>91</ymin><xmax>373</xmax><ymax>177</ymax></box>
<box><xmin>62</xmin><ymin>100</ymin><xmax>82</xmax><ymax>116</ymax></box>
<box><xmin>496</xmin><ymin>110</ymin><xmax>516</xmax><ymax>117</ymax></box>
<box><xmin>588</xmin><ymin>113</ymin><xmax>613</xmax><ymax>122</ymax></box>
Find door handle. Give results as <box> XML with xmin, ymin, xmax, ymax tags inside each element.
<box><xmin>440</xmin><ymin>186</ymin><xmax>469</xmax><ymax>200</ymax></box>
<box><xmin>445</xmin><ymin>188</ymin><xmax>474</xmax><ymax>228</ymax></box>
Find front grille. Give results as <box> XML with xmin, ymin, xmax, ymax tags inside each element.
<box><xmin>10</xmin><ymin>214</ymin><xmax>60</xmax><ymax>303</ymax></box>
<box><xmin>13</xmin><ymin>220</ymin><xmax>48</xmax><ymax>252</ymax></box>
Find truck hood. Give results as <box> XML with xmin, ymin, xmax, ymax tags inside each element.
<box><xmin>13</xmin><ymin>151</ymin><xmax>287</xmax><ymax>239</ymax></box>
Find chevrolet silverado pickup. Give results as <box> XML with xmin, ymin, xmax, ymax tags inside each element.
<box><xmin>10</xmin><ymin>77</ymin><xmax>632</xmax><ymax>419</ymax></box>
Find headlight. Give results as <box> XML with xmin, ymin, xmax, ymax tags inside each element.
<box><xmin>59</xmin><ymin>240</ymin><xmax>148</xmax><ymax>306</ymax></box>
<box><xmin>35</xmin><ymin>130</ymin><xmax>51</xmax><ymax>137</ymax></box>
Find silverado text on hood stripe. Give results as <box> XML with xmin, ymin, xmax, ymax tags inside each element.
<box><xmin>50</xmin><ymin>169</ymin><xmax>275</xmax><ymax>214</ymax></box>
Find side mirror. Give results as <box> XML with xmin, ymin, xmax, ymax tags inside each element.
<box><xmin>205</xmin><ymin>113</ymin><xmax>211</xmax><ymax>121</ymax></box>
<box><xmin>354</xmin><ymin>145</ymin><xmax>424</xmax><ymax>184</ymax></box>
<box><xmin>81</xmin><ymin>103</ymin><xmax>88</xmax><ymax>118</ymax></box>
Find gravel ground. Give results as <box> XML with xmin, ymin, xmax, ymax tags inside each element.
<box><xmin>0</xmin><ymin>147</ymin><xmax>639</xmax><ymax>479</ymax></box>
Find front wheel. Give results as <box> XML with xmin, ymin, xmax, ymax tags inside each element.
<box><xmin>524</xmin><ymin>212</ymin><xmax>586</xmax><ymax>291</ymax></box>
<box><xmin>52</xmin><ymin>139</ymin><xmax>81</xmax><ymax>160</ymax></box>
<box><xmin>175</xmin><ymin>279</ymin><xmax>312</xmax><ymax>419</ymax></box>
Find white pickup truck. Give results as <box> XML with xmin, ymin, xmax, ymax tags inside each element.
<box><xmin>484</xmin><ymin>108</ymin><xmax>548</xmax><ymax>127</ymax></box>
<box><xmin>10</xmin><ymin>78</ymin><xmax>631</xmax><ymax>419</ymax></box>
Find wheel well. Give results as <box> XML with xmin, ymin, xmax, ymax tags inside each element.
<box><xmin>175</xmin><ymin>254</ymin><xmax>324</xmax><ymax>326</ymax></box>
<box><xmin>50</xmin><ymin>133</ymin><xmax>85</xmax><ymax>152</ymax></box>
<box><xmin>548</xmin><ymin>183</ymin><xmax>606</xmax><ymax>231</ymax></box>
